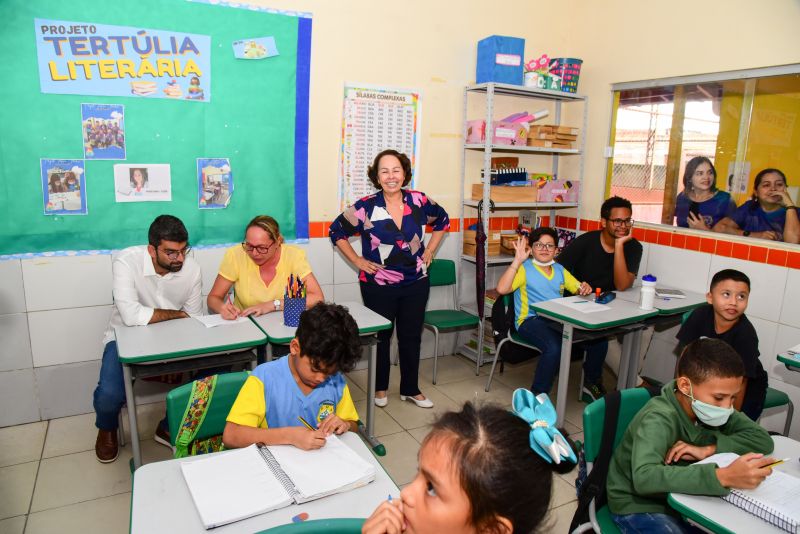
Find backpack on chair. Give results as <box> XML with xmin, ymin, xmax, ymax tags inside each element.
<box><xmin>490</xmin><ymin>294</ymin><xmax>539</xmax><ymax>365</ymax></box>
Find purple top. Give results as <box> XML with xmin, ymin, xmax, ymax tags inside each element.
<box><xmin>329</xmin><ymin>190</ymin><xmax>450</xmax><ymax>286</ymax></box>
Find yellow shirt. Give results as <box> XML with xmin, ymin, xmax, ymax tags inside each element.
<box><xmin>218</xmin><ymin>244</ymin><xmax>312</xmax><ymax>309</ymax></box>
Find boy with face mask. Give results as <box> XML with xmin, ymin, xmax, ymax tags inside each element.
<box><xmin>606</xmin><ymin>338</ymin><xmax>775</xmax><ymax>533</ymax></box>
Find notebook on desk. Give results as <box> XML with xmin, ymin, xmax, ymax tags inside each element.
<box><xmin>180</xmin><ymin>435</ymin><xmax>376</xmax><ymax>529</ymax></box>
<box><xmin>696</xmin><ymin>453</ymin><xmax>800</xmax><ymax>533</ymax></box>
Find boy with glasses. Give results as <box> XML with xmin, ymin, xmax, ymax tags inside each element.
<box><xmin>557</xmin><ymin>196</ymin><xmax>643</xmax><ymax>400</ymax></box>
<box><xmin>495</xmin><ymin>227</ymin><xmax>593</xmax><ymax>395</ymax></box>
<box><xmin>93</xmin><ymin>215</ymin><xmax>202</xmax><ymax>463</ymax></box>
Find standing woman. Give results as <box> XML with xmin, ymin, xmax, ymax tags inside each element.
<box><xmin>207</xmin><ymin>215</ymin><xmax>324</xmax><ymax>319</ymax></box>
<box><xmin>674</xmin><ymin>156</ymin><xmax>736</xmax><ymax>229</ymax></box>
<box><xmin>330</xmin><ymin>150</ymin><xmax>449</xmax><ymax>409</ymax></box>
<box><xmin>713</xmin><ymin>168</ymin><xmax>799</xmax><ymax>243</ymax></box>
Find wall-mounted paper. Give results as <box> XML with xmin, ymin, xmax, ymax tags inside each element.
<box><xmin>197</xmin><ymin>158</ymin><xmax>232</xmax><ymax>209</ymax></box>
<box><xmin>114</xmin><ymin>164</ymin><xmax>171</xmax><ymax>202</ymax></box>
<box><xmin>41</xmin><ymin>159</ymin><xmax>87</xmax><ymax>215</ymax></box>
<box><xmin>232</xmin><ymin>37</ymin><xmax>279</xmax><ymax>60</ymax></box>
<box><xmin>82</xmin><ymin>103</ymin><xmax>125</xmax><ymax>160</ymax></box>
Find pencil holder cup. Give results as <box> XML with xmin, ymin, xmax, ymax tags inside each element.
<box><xmin>283</xmin><ymin>297</ymin><xmax>305</xmax><ymax>327</ymax></box>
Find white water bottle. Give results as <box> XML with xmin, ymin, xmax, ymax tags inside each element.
<box><xmin>640</xmin><ymin>274</ymin><xmax>657</xmax><ymax>310</ymax></box>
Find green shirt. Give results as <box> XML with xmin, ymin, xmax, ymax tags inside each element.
<box><xmin>606</xmin><ymin>380</ymin><xmax>774</xmax><ymax>516</ymax></box>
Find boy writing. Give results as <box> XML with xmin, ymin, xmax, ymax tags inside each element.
<box><xmin>223</xmin><ymin>302</ymin><xmax>362</xmax><ymax>450</ymax></box>
<box><xmin>676</xmin><ymin>269</ymin><xmax>768</xmax><ymax>420</ymax></box>
<box><xmin>607</xmin><ymin>338</ymin><xmax>775</xmax><ymax>533</ymax></box>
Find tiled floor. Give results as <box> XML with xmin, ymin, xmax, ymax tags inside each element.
<box><xmin>0</xmin><ymin>354</ymin><xmax>606</xmax><ymax>534</ymax></box>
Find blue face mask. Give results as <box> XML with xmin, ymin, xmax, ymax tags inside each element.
<box><xmin>681</xmin><ymin>381</ymin><xmax>734</xmax><ymax>427</ymax></box>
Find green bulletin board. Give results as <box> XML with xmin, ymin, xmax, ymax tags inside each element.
<box><xmin>0</xmin><ymin>0</ymin><xmax>311</xmax><ymax>256</ymax></box>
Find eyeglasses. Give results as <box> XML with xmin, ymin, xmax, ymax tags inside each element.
<box><xmin>241</xmin><ymin>241</ymin><xmax>277</xmax><ymax>255</ymax></box>
<box><xmin>532</xmin><ymin>242</ymin><xmax>556</xmax><ymax>250</ymax></box>
<box><xmin>608</xmin><ymin>218</ymin><xmax>634</xmax><ymax>227</ymax></box>
<box><xmin>159</xmin><ymin>246</ymin><xmax>191</xmax><ymax>260</ymax></box>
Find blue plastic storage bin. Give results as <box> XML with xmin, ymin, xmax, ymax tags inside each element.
<box><xmin>476</xmin><ymin>35</ymin><xmax>525</xmax><ymax>85</ymax></box>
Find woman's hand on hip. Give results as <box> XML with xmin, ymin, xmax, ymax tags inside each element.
<box><xmin>355</xmin><ymin>256</ymin><xmax>382</xmax><ymax>274</ymax></box>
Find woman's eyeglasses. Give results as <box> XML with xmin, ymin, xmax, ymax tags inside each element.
<box><xmin>241</xmin><ymin>242</ymin><xmax>276</xmax><ymax>255</ymax></box>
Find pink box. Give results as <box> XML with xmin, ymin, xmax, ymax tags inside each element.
<box><xmin>465</xmin><ymin>120</ymin><xmax>527</xmax><ymax>146</ymax></box>
<box><xmin>536</xmin><ymin>179</ymin><xmax>580</xmax><ymax>202</ymax></box>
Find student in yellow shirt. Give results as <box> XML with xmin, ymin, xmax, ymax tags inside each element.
<box><xmin>207</xmin><ymin>215</ymin><xmax>324</xmax><ymax>319</ymax></box>
<box><xmin>223</xmin><ymin>302</ymin><xmax>362</xmax><ymax>450</ymax></box>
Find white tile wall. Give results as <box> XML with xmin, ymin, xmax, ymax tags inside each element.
<box><xmin>28</xmin><ymin>306</ymin><xmax>112</xmax><ymax>367</ymax></box>
<box><xmin>748</xmin><ymin>315</ymin><xmax>779</xmax><ymax>378</ymax></box>
<box><xmin>773</xmin><ymin>324</ymin><xmax>800</xmax><ymax>387</ymax></box>
<box><xmin>632</xmin><ymin>242</ymin><xmax>651</xmax><ymax>287</ymax></box>
<box><xmin>759</xmin><ymin>379</ymin><xmax>800</xmax><ymax>440</ymax></box>
<box><xmin>780</xmin><ymin>268</ymin><xmax>800</xmax><ymax>328</ymax></box>
<box><xmin>332</xmin><ymin>239</ymin><xmax>359</xmax><ymax>284</ymax></box>
<box><xmin>0</xmin><ymin>260</ymin><xmax>26</xmax><ymax>314</ymax></box>
<box><xmin>333</xmin><ymin>283</ymin><xmax>363</xmax><ymax>304</ymax></box>
<box><xmin>708</xmin><ymin>255</ymin><xmax>788</xmax><ymax>323</ymax></box>
<box><xmin>645</xmin><ymin>245</ymin><xmax>711</xmax><ymax>294</ymax></box>
<box><xmin>21</xmin><ymin>255</ymin><xmax>112</xmax><ymax>312</ymax></box>
<box><xmin>0</xmin><ymin>369</ymin><xmax>40</xmax><ymax>426</ymax></box>
<box><xmin>0</xmin><ymin>313</ymin><xmax>33</xmax><ymax>372</ymax></box>
<box><xmin>35</xmin><ymin>360</ymin><xmax>100</xmax><ymax>420</ymax></box>
<box><xmin>298</xmin><ymin>239</ymin><xmax>334</xmax><ymax>286</ymax></box>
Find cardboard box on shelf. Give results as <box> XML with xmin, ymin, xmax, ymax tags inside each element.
<box><xmin>466</xmin><ymin>120</ymin><xmax>527</xmax><ymax>146</ymax></box>
<box><xmin>463</xmin><ymin>229</ymin><xmax>501</xmax><ymax>256</ymax></box>
<box><xmin>476</xmin><ymin>35</ymin><xmax>525</xmax><ymax>85</ymax></box>
<box><xmin>536</xmin><ymin>178</ymin><xmax>580</xmax><ymax>202</ymax></box>
<box><xmin>471</xmin><ymin>184</ymin><xmax>538</xmax><ymax>203</ymax></box>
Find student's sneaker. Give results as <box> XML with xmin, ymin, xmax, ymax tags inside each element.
<box><xmin>581</xmin><ymin>380</ymin><xmax>607</xmax><ymax>403</ymax></box>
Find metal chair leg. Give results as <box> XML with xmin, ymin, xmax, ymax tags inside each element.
<box><xmin>432</xmin><ymin>326</ymin><xmax>440</xmax><ymax>385</ymax></box>
<box><xmin>784</xmin><ymin>399</ymin><xmax>794</xmax><ymax>437</ymax></box>
<box><xmin>486</xmin><ymin>338</ymin><xmax>508</xmax><ymax>392</ymax></box>
<box><xmin>118</xmin><ymin>409</ymin><xmax>126</xmax><ymax>446</ymax></box>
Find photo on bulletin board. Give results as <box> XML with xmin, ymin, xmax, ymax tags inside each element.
<box><xmin>114</xmin><ymin>163</ymin><xmax>172</xmax><ymax>202</ymax></box>
<box><xmin>232</xmin><ymin>36</ymin><xmax>279</xmax><ymax>60</ymax></box>
<box><xmin>81</xmin><ymin>103</ymin><xmax>126</xmax><ymax>160</ymax></box>
<box><xmin>197</xmin><ymin>158</ymin><xmax>233</xmax><ymax>209</ymax></box>
<box><xmin>41</xmin><ymin>159</ymin><xmax>87</xmax><ymax>215</ymax></box>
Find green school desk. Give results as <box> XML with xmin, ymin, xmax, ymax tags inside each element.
<box><xmin>530</xmin><ymin>296</ymin><xmax>659</xmax><ymax>427</ymax></box>
<box><xmin>668</xmin><ymin>435</ymin><xmax>800</xmax><ymax>534</ymax></box>
<box><xmin>115</xmin><ymin>317</ymin><xmax>267</xmax><ymax>469</ymax></box>
<box><xmin>130</xmin><ymin>431</ymin><xmax>399</xmax><ymax>533</ymax></box>
<box><xmin>778</xmin><ymin>350</ymin><xmax>800</xmax><ymax>373</ymax></box>
<box><xmin>250</xmin><ymin>302</ymin><xmax>393</xmax><ymax>455</ymax></box>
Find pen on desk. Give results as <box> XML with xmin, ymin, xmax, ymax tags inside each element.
<box><xmin>765</xmin><ymin>458</ymin><xmax>790</xmax><ymax>469</ymax></box>
<box><xmin>297</xmin><ymin>415</ymin><xmax>317</xmax><ymax>430</ymax></box>
<box><xmin>388</xmin><ymin>494</ymin><xmax>392</xmax><ymax>502</ymax></box>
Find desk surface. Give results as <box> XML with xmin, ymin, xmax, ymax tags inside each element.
<box><xmin>251</xmin><ymin>301</ymin><xmax>392</xmax><ymax>343</ymax></box>
<box><xmin>531</xmin><ymin>296</ymin><xmax>658</xmax><ymax>329</ymax></box>
<box><xmin>130</xmin><ymin>432</ymin><xmax>398</xmax><ymax>533</ymax></box>
<box><xmin>777</xmin><ymin>351</ymin><xmax>800</xmax><ymax>369</ymax></box>
<box><xmin>668</xmin><ymin>436</ymin><xmax>800</xmax><ymax>534</ymax></box>
<box><xmin>616</xmin><ymin>287</ymin><xmax>707</xmax><ymax>316</ymax></box>
<box><xmin>115</xmin><ymin>317</ymin><xmax>267</xmax><ymax>363</ymax></box>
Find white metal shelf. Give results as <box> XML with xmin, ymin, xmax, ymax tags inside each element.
<box><xmin>461</xmin><ymin>254</ymin><xmax>515</xmax><ymax>265</ymax></box>
<box><xmin>465</xmin><ymin>143</ymin><xmax>581</xmax><ymax>155</ymax></box>
<box><xmin>462</xmin><ymin>200</ymin><xmax>578</xmax><ymax>209</ymax></box>
<box><xmin>466</xmin><ymin>82</ymin><xmax>586</xmax><ymax>101</ymax></box>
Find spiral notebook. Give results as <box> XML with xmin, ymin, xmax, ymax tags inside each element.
<box><xmin>180</xmin><ymin>435</ymin><xmax>376</xmax><ymax>529</ymax></box>
<box><xmin>697</xmin><ymin>453</ymin><xmax>800</xmax><ymax>533</ymax></box>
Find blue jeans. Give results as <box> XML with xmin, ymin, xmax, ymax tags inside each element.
<box><xmin>93</xmin><ymin>341</ymin><xmax>167</xmax><ymax>432</ymax></box>
<box><xmin>611</xmin><ymin>512</ymin><xmax>693</xmax><ymax>533</ymax></box>
<box><xmin>516</xmin><ymin>317</ymin><xmax>606</xmax><ymax>394</ymax></box>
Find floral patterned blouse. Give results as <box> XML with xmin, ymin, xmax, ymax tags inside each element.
<box><xmin>329</xmin><ymin>190</ymin><xmax>450</xmax><ymax>286</ymax></box>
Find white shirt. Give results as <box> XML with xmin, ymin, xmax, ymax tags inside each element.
<box><xmin>103</xmin><ymin>246</ymin><xmax>203</xmax><ymax>345</ymax></box>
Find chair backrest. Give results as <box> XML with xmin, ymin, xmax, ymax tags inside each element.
<box><xmin>582</xmin><ymin>388</ymin><xmax>653</xmax><ymax>463</ymax></box>
<box><xmin>166</xmin><ymin>371</ymin><xmax>250</xmax><ymax>445</ymax></box>
<box><xmin>428</xmin><ymin>259</ymin><xmax>456</xmax><ymax>287</ymax></box>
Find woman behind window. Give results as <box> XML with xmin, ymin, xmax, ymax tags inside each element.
<box><xmin>713</xmin><ymin>168</ymin><xmax>799</xmax><ymax>243</ymax></box>
<box><xmin>674</xmin><ymin>156</ymin><xmax>736</xmax><ymax>230</ymax></box>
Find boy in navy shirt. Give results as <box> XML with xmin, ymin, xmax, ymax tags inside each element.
<box><xmin>676</xmin><ymin>269</ymin><xmax>768</xmax><ymax>420</ymax></box>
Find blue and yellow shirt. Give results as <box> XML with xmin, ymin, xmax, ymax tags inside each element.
<box><xmin>511</xmin><ymin>261</ymin><xmax>580</xmax><ymax>327</ymax></box>
<box><xmin>226</xmin><ymin>357</ymin><xmax>358</xmax><ymax>429</ymax></box>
